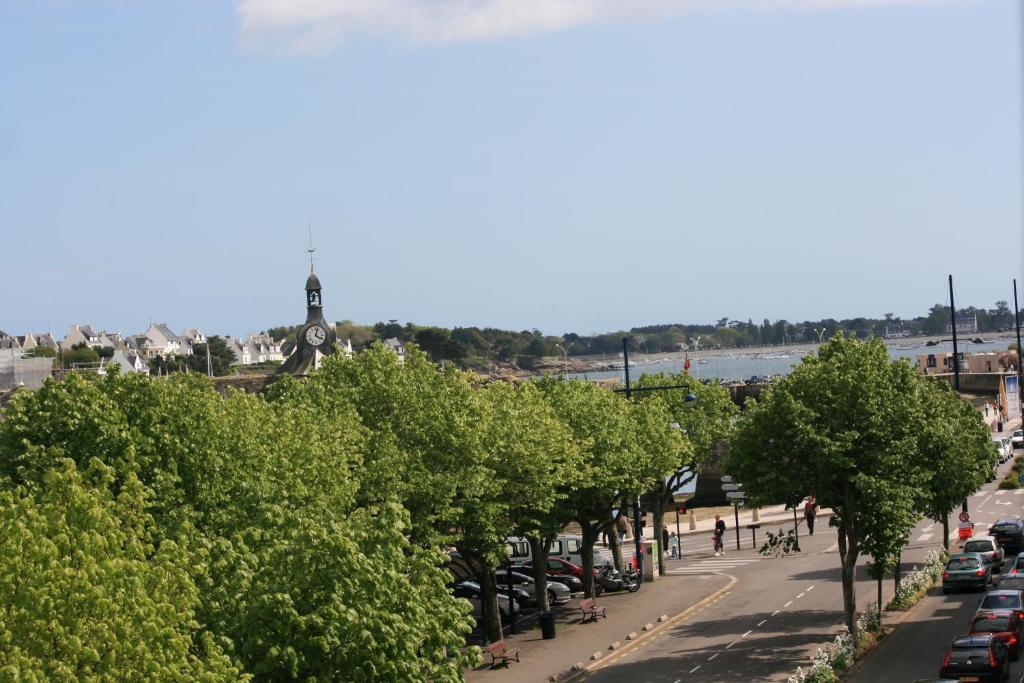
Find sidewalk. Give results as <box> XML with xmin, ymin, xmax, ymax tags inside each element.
<box><xmin>463</xmin><ymin>572</ymin><xmax>732</xmax><ymax>682</ymax></box>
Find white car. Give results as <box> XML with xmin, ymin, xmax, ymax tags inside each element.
<box><xmin>494</xmin><ymin>568</ymin><xmax>572</xmax><ymax>605</ymax></box>
<box><xmin>994</xmin><ymin>437</ymin><xmax>1013</xmax><ymax>463</ymax></box>
<box><xmin>1012</xmin><ymin>430</ymin><xmax>1024</xmax><ymax>449</ymax></box>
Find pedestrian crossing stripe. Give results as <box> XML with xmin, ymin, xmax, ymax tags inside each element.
<box><xmin>1015</xmin><ymin>489</ymin><xmax>1024</xmax><ymax>496</ymax></box>
<box><xmin>996</xmin><ymin>490</ymin><xmax>1007</xmax><ymax>496</ymax></box>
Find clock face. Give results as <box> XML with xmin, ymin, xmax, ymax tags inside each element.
<box><xmin>305</xmin><ymin>325</ymin><xmax>327</xmax><ymax>347</ymax></box>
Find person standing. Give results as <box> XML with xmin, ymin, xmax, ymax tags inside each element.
<box><xmin>616</xmin><ymin>514</ymin><xmax>629</xmax><ymax>542</ymax></box>
<box><xmin>669</xmin><ymin>531</ymin><xmax>679</xmax><ymax>560</ymax></box>
<box><xmin>804</xmin><ymin>496</ymin><xmax>818</xmax><ymax>536</ymax></box>
<box><xmin>713</xmin><ymin>514</ymin><xmax>726</xmax><ymax>556</ymax></box>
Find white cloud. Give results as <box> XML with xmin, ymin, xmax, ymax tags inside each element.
<box><xmin>235</xmin><ymin>0</ymin><xmax>952</xmax><ymax>53</ymax></box>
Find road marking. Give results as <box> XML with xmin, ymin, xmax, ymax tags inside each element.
<box><xmin>797</xmin><ymin>592</ymin><xmax>805</xmax><ymax>599</ymax></box>
<box><xmin>1015</xmin><ymin>489</ymin><xmax>1024</xmax><ymax>496</ymax></box>
<box><xmin>758</xmin><ymin>619</ymin><xmax>767</xmax><ymax>627</ymax></box>
<box><xmin>772</xmin><ymin>610</ymin><xmax>780</xmax><ymax>616</ymax></box>
<box><xmin>806</xmin><ymin>585</ymin><xmax>815</xmax><ymax>592</ymax></box>
<box><xmin>708</xmin><ymin>653</ymin><xmax>719</xmax><ymax>661</ymax></box>
<box><xmin>997</xmin><ymin>501</ymin><xmax>1012</xmax><ymax>506</ymax></box>
<box><xmin>923</xmin><ymin>523</ymin><xmax>936</xmax><ymax>532</ymax></box>
<box><xmin>785</xmin><ymin>601</ymin><xmax>793</xmax><ymax>607</ymax></box>
<box><xmin>997</xmin><ymin>490</ymin><xmax>1008</xmax><ymax>496</ymax></box>
<box><xmin>689</xmin><ymin>666</ymin><xmax>701</xmax><ymax>674</ymax></box>
<box><xmin>917</xmin><ymin>533</ymin><xmax>934</xmax><ymax>542</ymax></box>
<box><xmin>742</xmin><ymin>630</ymin><xmax>752</xmax><ymax>638</ymax></box>
<box><xmin>726</xmin><ymin>641</ymin><xmax>736</xmax><ymax>649</ymax></box>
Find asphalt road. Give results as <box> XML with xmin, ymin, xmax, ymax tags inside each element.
<box><xmin>576</xmin><ymin>454</ymin><xmax>1023</xmax><ymax>683</ymax></box>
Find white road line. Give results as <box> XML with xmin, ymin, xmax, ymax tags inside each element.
<box><xmin>772</xmin><ymin>610</ymin><xmax>780</xmax><ymax>616</ymax></box>
<box><xmin>997</xmin><ymin>490</ymin><xmax>1008</xmax><ymax>496</ymax></box>
<box><xmin>922</xmin><ymin>523</ymin><xmax>936</xmax><ymax>532</ymax></box>
<box><xmin>708</xmin><ymin>653</ymin><xmax>719</xmax><ymax>661</ymax></box>
<box><xmin>742</xmin><ymin>630</ymin><xmax>752</xmax><ymax>638</ymax></box>
<box><xmin>797</xmin><ymin>592</ymin><xmax>805</xmax><ymax>599</ymax></box>
<box><xmin>1015</xmin><ymin>489</ymin><xmax>1024</xmax><ymax>496</ymax></box>
<box><xmin>726</xmin><ymin>641</ymin><xmax>736</xmax><ymax>649</ymax></box>
<box><xmin>785</xmin><ymin>601</ymin><xmax>793</xmax><ymax>607</ymax></box>
<box><xmin>758</xmin><ymin>619</ymin><xmax>767</xmax><ymax>627</ymax></box>
<box><xmin>689</xmin><ymin>667</ymin><xmax>701</xmax><ymax>674</ymax></box>
<box><xmin>917</xmin><ymin>533</ymin><xmax>934</xmax><ymax>542</ymax></box>
<box><xmin>806</xmin><ymin>585</ymin><xmax>815</xmax><ymax>592</ymax></box>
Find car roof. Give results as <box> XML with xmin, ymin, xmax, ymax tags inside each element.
<box><xmin>952</xmin><ymin>634</ymin><xmax>996</xmax><ymax>646</ymax></box>
<box><xmin>994</xmin><ymin>518</ymin><xmax>1022</xmax><ymax>525</ymax></box>
<box><xmin>950</xmin><ymin>552</ymin><xmax>986</xmax><ymax>560</ymax></box>
<box><xmin>966</xmin><ymin>535</ymin><xmax>998</xmax><ymax>543</ymax></box>
<box><xmin>985</xmin><ymin>590</ymin><xmax>1024</xmax><ymax>597</ymax></box>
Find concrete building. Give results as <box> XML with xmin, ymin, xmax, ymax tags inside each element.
<box><xmin>916</xmin><ymin>349</ymin><xmax>1019</xmax><ymax>375</ymax></box>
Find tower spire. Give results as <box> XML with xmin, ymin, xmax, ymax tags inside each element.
<box><xmin>307</xmin><ymin>223</ymin><xmax>316</xmax><ymax>274</ymax></box>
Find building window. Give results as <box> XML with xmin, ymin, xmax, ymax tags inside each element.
<box><xmin>927</xmin><ymin>355</ymin><xmax>937</xmax><ymax>368</ymax></box>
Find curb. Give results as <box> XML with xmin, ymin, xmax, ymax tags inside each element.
<box><xmin>558</xmin><ymin>573</ymin><xmax>739</xmax><ymax>682</ymax></box>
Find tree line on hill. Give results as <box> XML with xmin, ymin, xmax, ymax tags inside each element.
<box><xmin>261</xmin><ymin>300</ymin><xmax>1022</xmax><ymax>367</ymax></box>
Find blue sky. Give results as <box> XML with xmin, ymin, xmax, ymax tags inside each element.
<box><xmin>1</xmin><ymin>0</ymin><xmax>1021</xmax><ymax>338</ymax></box>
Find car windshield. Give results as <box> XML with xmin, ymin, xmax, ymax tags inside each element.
<box><xmin>982</xmin><ymin>594</ymin><xmax>1022</xmax><ymax>610</ymax></box>
<box><xmin>965</xmin><ymin>541</ymin><xmax>994</xmax><ymax>553</ymax></box>
<box><xmin>948</xmin><ymin>558</ymin><xmax>981</xmax><ymax>570</ymax></box>
<box><xmin>951</xmin><ymin>647</ymin><xmax>991</xmax><ymax>661</ymax></box>
<box><xmin>973</xmin><ymin>615</ymin><xmax>1013</xmax><ymax>632</ymax></box>
<box><xmin>993</xmin><ymin>525</ymin><xmax>1020</xmax><ymax>534</ymax></box>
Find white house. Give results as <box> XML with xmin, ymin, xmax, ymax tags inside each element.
<box><xmin>383</xmin><ymin>337</ymin><xmax>405</xmax><ymax>363</ymax></box>
<box><xmin>63</xmin><ymin>324</ymin><xmax>102</xmax><ymax>351</ymax></box>
<box><xmin>141</xmin><ymin>323</ymin><xmax>188</xmax><ymax>357</ymax></box>
<box><xmin>106</xmin><ymin>348</ymin><xmax>150</xmax><ymax>375</ymax></box>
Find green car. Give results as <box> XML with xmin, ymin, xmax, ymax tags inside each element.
<box><xmin>943</xmin><ymin>553</ymin><xmax>991</xmax><ymax>593</ymax></box>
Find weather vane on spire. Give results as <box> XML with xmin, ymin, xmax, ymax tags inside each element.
<box><xmin>307</xmin><ymin>223</ymin><xmax>316</xmax><ymax>273</ymax></box>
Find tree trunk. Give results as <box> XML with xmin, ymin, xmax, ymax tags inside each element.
<box><xmin>837</xmin><ymin>523</ymin><xmax>859</xmax><ymax>642</ymax></box>
<box><xmin>653</xmin><ymin>494</ymin><xmax>667</xmax><ymax>576</ymax></box>
<box><xmin>479</xmin><ymin>565</ymin><xmax>503</xmax><ymax>643</ymax></box>
<box><xmin>893</xmin><ymin>550</ymin><xmax>902</xmax><ymax>596</ymax></box>
<box><xmin>527</xmin><ymin>536</ymin><xmax>550</xmax><ymax>613</ymax></box>
<box><xmin>579</xmin><ymin>515</ymin><xmax>597</xmax><ymax>598</ymax></box>
<box><xmin>942</xmin><ymin>514</ymin><xmax>950</xmax><ymax>552</ymax></box>
<box><xmin>877</xmin><ymin>575</ymin><xmax>883</xmax><ymax>626</ymax></box>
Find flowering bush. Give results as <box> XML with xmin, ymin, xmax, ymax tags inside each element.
<box><xmin>888</xmin><ymin>549</ymin><xmax>947</xmax><ymax>611</ymax></box>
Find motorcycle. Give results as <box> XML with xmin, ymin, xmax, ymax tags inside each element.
<box><xmin>595</xmin><ymin>564</ymin><xmax>641</xmax><ymax>593</ymax></box>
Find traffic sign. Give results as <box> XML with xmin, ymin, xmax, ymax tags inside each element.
<box><xmin>959</xmin><ymin>511</ymin><xmax>970</xmax><ymax>523</ymax></box>
<box><xmin>721</xmin><ymin>475</ymin><xmax>734</xmax><ymax>484</ymax></box>
<box><xmin>726</xmin><ymin>491</ymin><xmax>747</xmax><ymax>500</ymax></box>
<box><xmin>721</xmin><ymin>484</ymin><xmax>742</xmax><ymax>492</ymax></box>
<box><xmin>676</xmin><ymin>506</ymin><xmax>686</xmax><ymax>515</ymax></box>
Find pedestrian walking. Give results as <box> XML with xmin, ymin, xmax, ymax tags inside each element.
<box><xmin>669</xmin><ymin>531</ymin><xmax>679</xmax><ymax>559</ymax></box>
<box><xmin>662</xmin><ymin>524</ymin><xmax>670</xmax><ymax>553</ymax></box>
<box><xmin>804</xmin><ymin>496</ymin><xmax>817</xmax><ymax>536</ymax></box>
<box><xmin>713</xmin><ymin>514</ymin><xmax>726</xmax><ymax>556</ymax></box>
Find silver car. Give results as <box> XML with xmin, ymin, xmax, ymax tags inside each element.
<box><xmin>494</xmin><ymin>568</ymin><xmax>572</xmax><ymax>605</ymax></box>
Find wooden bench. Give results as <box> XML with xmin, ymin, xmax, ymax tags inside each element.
<box><xmin>485</xmin><ymin>640</ymin><xmax>520</xmax><ymax>668</ymax></box>
<box><xmin>580</xmin><ymin>598</ymin><xmax>607</xmax><ymax>622</ymax></box>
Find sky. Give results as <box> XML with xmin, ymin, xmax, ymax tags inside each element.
<box><xmin>1</xmin><ymin>0</ymin><xmax>1021</xmax><ymax>338</ymax></box>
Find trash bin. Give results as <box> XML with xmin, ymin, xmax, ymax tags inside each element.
<box><xmin>998</xmin><ymin>421</ymin><xmax>1004</xmax><ymax>432</ymax></box>
<box><xmin>540</xmin><ymin>611</ymin><xmax>556</xmax><ymax>640</ymax></box>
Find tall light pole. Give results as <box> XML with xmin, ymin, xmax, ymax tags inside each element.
<box><xmin>814</xmin><ymin>328</ymin><xmax>826</xmax><ymax>344</ymax></box>
<box><xmin>554</xmin><ymin>342</ymin><xmax>573</xmax><ymax>378</ymax></box>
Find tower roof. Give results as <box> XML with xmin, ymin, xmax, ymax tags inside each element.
<box><xmin>305</xmin><ymin>270</ymin><xmax>321</xmax><ymax>290</ymax></box>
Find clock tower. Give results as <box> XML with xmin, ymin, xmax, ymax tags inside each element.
<box><xmin>279</xmin><ymin>264</ymin><xmax>336</xmax><ymax>376</ymax></box>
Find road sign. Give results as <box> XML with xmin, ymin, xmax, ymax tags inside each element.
<box><xmin>721</xmin><ymin>484</ymin><xmax>742</xmax><ymax>492</ymax></box>
<box><xmin>721</xmin><ymin>475</ymin><xmax>733</xmax><ymax>484</ymax></box>
<box><xmin>676</xmin><ymin>506</ymin><xmax>686</xmax><ymax>515</ymax></box>
<box><xmin>959</xmin><ymin>511</ymin><xmax>970</xmax><ymax>523</ymax></box>
<box><xmin>1019</xmin><ymin>474</ymin><xmax>1024</xmax><ymax>484</ymax></box>
<box><xmin>726</xmin><ymin>491</ymin><xmax>747</xmax><ymax>501</ymax></box>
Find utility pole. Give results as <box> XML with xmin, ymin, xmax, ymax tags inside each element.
<box><xmin>623</xmin><ymin>338</ymin><xmax>644</xmax><ymax>581</ymax></box>
<box><xmin>206</xmin><ymin>341</ymin><xmax>213</xmax><ymax>378</ymax></box>
<box><xmin>948</xmin><ymin>275</ymin><xmax>961</xmax><ymax>392</ymax></box>
<box><xmin>1015</xmin><ymin>279</ymin><xmax>1023</xmax><ymax>411</ymax></box>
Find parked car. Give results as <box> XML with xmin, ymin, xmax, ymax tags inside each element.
<box><xmin>510</xmin><ymin>563</ymin><xmax>585</xmax><ymax>594</ymax></box>
<box><xmin>964</xmin><ymin>536</ymin><xmax>1005</xmax><ymax>573</ymax></box>
<box><xmin>494</xmin><ymin>568</ymin><xmax>572</xmax><ymax>605</ymax></box>
<box><xmin>504</xmin><ymin>535</ymin><xmax>614</xmax><ymax>569</ymax></box>
<box><xmin>970</xmin><ymin>610</ymin><xmax>1024</xmax><ymax>661</ymax></box>
<box><xmin>939</xmin><ymin>634</ymin><xmax>1010</xmax><ymax>683</ymax></box>
<box><xmin>994</xmin><ymin>437</ymin><xmax>1014</xmax><ymax>463</ymax></box>
<box><xmin>943</xmin><ymin>553</ymin><xmax>992</xmax><ymax>593</ymax></box>
<box><xmin>991</xmin><ymin>520</ymin><xmax>1024</xmax><ymax>556</ymax></box>
<box><xmin>1008</xmin><ymin>552</ymin><xmax>1024</xmax><ymax>576</ymax></box>
<box><xmin>524</xmin><ymin>557</ymin><xmax>589</xmax><ymax>578</ymax></box>
<box><xmin>451</xmin><ymin>581</ymin><xmax>513</xmax><ymax>619</ymax></box>
<box><xmin>1012</xmin><ymin>430</ymin><xmax>1024</xmax><ymax>449</ymax></box>
<box><xmin>979</xmin><ymin>590</ymin><xmax>1024</xmax><ymax>620</ymax></box>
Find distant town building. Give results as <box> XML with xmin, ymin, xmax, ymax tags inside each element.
<box><xmin>105</xmin><ymin>348</ymin><xmax>149</xmax><ymax>375</ymax></box>
<box><xmin>62</xmin><ymin>324</ymin><xmax>102</xmax><ymax>351</ymax></box>
<box><xmin>916</xmin><ymin>349</ymin><xmax>1018</xmax><ymax>375</ymax></box>
<box><xmin>946</xmin><ymin>313</ymin><xmax>978</xmax><ymax>336</ymax></box>
<box><xmin>142</xmin><ymin>323</ymin><xmax>189</xmax><ymax>357</ymax></box>
<box><xmin>383</xmin><ymin>337</ymin><xmax>406</xmax><ymax>363</ymax></box>
<box><xmin>884</xmin><ymin>324</ymin><xmax>911</xmax><ymax>339</ymax></box>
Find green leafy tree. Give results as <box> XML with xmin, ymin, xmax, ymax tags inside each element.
<box><xmin>916</xmin><ymin>378</ymin><xmax>997</xmax><ymax>550</ymax></box>
<box><xmin>0</xmin><ymin>458</ymin><xmax>243</xmax><ymax>680</ymax></box>
<box><xmin>726</xmin><ymin>334</ymin><xmax>927</xmax><ymax>641</ymax></box>
<box><xmin>64</xmin><ymin>342</ymin><xmax>100</xmax><ymax>367</ymax></box>
<box><xmin>536</xmin><ymin>379</ymin><xmax>678</xmax><ymax>596</ymax></box>
<box><xmin>186</xmin><ymin>336</ymin><xmax>237</xmax><ymax>376</ymax></box>
<box><xmin>634</xmin><ymin>371</ymin><xmax>734</xmax><ymax>573</ymax></box>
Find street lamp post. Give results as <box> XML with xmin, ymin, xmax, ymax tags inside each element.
<box><xmin>814</xmin><ymin>328</ymin><xmax>826</xmax><ymax>344</ymax></box>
